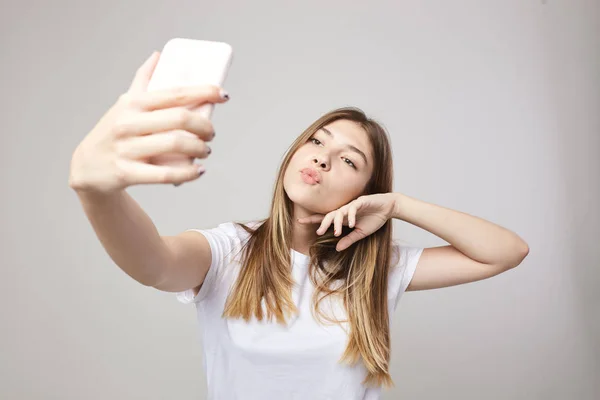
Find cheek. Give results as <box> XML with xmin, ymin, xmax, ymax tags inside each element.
<box><xmin>332</xmin><ymin>175</ymin><xmax>362</xmax><ymax>197</ymax></box>
<box><xmin>322</xmin><ymin>170</ymin><xmax>366</xmax><ymax>205</ymax></box>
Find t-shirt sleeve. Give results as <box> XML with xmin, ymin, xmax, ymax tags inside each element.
<box><xmin>175</xmin><ymin>221</ymin><xmax>241</xmax><ymax>305</ymax></box>
<box><xmin>388</xmin><ymin>241</ymin><xmax>424</xmax><ymax>311</ymax></box>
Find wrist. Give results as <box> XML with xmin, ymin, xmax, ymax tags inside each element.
<box><xmin>389</xmin><ymin>192</ymin><xmax>407</xmax><ymax>220</ymax></box>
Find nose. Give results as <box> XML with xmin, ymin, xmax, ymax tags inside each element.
<box><xmin>313</xmin><ymin>156</ymin><xmax>329</xmax><ymax>170</ymax></box>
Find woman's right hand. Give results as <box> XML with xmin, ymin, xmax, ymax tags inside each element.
<box><xmin>68</xmin><ymin>51</ymin><xmax>230</xmax><ymax>194</ymax></box>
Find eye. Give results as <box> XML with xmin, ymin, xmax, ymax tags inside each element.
<box><xmin>310</xmin><ymin>137</ymin><xmax>357</xmax><ymax>169</ymax></box>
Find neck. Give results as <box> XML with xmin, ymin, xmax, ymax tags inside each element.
<box><xmin>290</xmin><ymin>204</ymin><xmax>319</xmax><ymax>256</ymax></box>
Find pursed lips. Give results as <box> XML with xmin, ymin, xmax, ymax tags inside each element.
<box><xmin>300</xmin><ymin>167</ymin><xmax>321</xmax><ymax>184</ymax></box>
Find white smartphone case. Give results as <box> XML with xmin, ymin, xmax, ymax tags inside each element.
<box><xmin>147</xmin><ymin>38</ymin><xmax>233</xmax><ymax>120</ymax></box>
<box><xmin>145</xmin><ymin>38</ymin><xmax>233</xmax><ymax>178</ymax></box>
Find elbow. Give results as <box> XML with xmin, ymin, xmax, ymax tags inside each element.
<box><xmin>518</xmin><ymin>239</ymin><xmax>530</xmax><ymax>262</ymax></box>
<box><xmin>506</xmin><ymin>241</ymin><xmax>530</xmax><ymax>270</ymax></box>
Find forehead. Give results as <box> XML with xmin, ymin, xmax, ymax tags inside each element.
<box><xmin>320</xmin><ymin>119</ymin><xmax>373</xmax><ymax>158</ymax></box>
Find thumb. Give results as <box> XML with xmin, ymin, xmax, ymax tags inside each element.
<box><xmin>128</xmin><ymin>51</ymin><xmax>160</xmax><ymax>93</ymax></box>
<box><xmin>336</xmin><ymin>229</ymin><xmax>366</xmax><ymax>251</ymax></box>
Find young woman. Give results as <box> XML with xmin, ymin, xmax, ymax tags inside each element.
<box><xmin>69</xmin><ymin>52</ymin><xmax>529</xmax><ymax>399</ymax></box>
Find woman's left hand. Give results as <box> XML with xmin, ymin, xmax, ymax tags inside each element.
<box><xmin>297</xmin><ymin>193</ymin><xmax>396</xmax><ymax>251</ymax></box>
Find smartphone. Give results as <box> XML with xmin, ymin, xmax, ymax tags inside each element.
<box><xmin>148</xmin><ymin>38</ymin><xmax>233</xmax><ymax>119</ymax></box>
<box><xmin>146</xmin><ymin>38</ymin><xmax>233</xmax><ymax>182</ymax></box>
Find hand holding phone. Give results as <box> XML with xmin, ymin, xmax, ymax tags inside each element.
<box><xmin>68</xmin><ymin>42</ymin><xmax>233</xmax><ymax>193</ymax></box>
<box><xmin>146</xmin><ymin>38</ymin><xmax>233</xmax><ymax>173</ymax></box>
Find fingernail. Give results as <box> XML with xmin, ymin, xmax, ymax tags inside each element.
<box><xmin>219</xmin><ymin>89</ymin><xmax>229</xmax><ymax>100</ymax></box>
<box><xmin>207</xmin><ymin>146</ymin><xmax>212</xmax><ymax>154</ymax></box>
<box><xmin>197</xmin><ymin>165</ymin><xmax>206</xmax><ymax>175</ymax></box>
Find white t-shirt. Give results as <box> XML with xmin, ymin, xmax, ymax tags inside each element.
<box><xmin>176</xmin><ymin>221</ymin><xmax>423</xmax><ymax>400</ymax></box>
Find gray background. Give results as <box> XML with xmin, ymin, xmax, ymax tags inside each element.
<box><xmin>1</xmin><ymin>0</ymin><xmax>598</xmax><ymax>399</ymax></box>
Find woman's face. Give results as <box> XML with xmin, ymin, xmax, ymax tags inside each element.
<box><xmin>283</xmin><ymin>119</ymin><xmax>374</xmax><ymax>216</ymax></box>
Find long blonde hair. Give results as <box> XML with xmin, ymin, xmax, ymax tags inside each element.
<box><xmin>222</xmin><ymin>107</ymin><xmax>397</xmax><ymax>388</ymax></box>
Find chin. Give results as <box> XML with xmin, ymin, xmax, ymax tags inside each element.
<box><xmin>284</xmin><ymin>183</ymin><xmax>330</xmax><ymax>215</ymax></box>
<box><xmin>286</xmin><ymin>186</ymin><xmax>317</xmax><ymax>211</ymax></box>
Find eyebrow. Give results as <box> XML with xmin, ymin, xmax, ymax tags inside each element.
<box><xmin>319</xmin><ymin>127</ymin><xmax>369</xmax><ymax>166</ymax></box>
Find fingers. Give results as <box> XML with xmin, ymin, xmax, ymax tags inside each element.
<box><xmin>337</xmin><ymin>230</ymin><xmax>365</xmax><ymax>252</ymax></box>
<box><xmin>297</xmin><ymin>215</ymin><xmax>324</xmax><ymax>224</ymax></box>
<box><xmin>317</xmin><ymin>213</ymin><xmax>336</xmax><ymax>235</ymax></box>
<box><xmin>128</xmin><ymin>52</ymin><xmax>160</xmax><ymax>93</ymax></box>
<box><xmin>113</xmin><ymin>107</ymin><xmax>215</xmax><ymax>140</ymax></box>
<box><xmin>116</xmin><ymin>131</ymin><xmax>211</xmax><ymax>160</ymax></box>
<box><xmin>298</xmin><ymin>202</ymin><xmax>363</xmax><ymax>251</ymax></box>
<box><xmin>133</xmin><ymin>85</ymin><xmax>229</xmax><ymax>111</ymax></box>
<box><xmin>117</xmin><ymin>159</ymin><xmax>205</xmax><ymax>186</ymax></box>
<box><xmin>348</xmin><ymin>204</ymin><xmax>357</xmax><ymax>229</ymax></box>
<box><xmin>300</xmin><ymin>208</ymin><xmax>351</xmax><ymax>236</ymax></box>
<box><xmin>334</xmin><ymin>211</ymin><xmax>345</xmax><ymax>237</ymax></box>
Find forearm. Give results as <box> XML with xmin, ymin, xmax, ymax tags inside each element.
<box><xmin>390</xmin><ymin>193</ymin><xmax>529</xmax><ymax>268</ymax></box>
<box><xmin>74</xmin><ymin>189</ymin><xmax>172</xmax><ymax>286</ymax></box>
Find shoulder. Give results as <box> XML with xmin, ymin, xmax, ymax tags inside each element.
<box><xmin>390</xmin><ymin>239</ymin><xmax>424</xmax><ymax>270</ymax></box>
<box><xmin>388</xmin><ymin>239</ymin><xmax>425</xmax><ymax>302</ymax></box>
<box><xmin>230</xmin><ymin>219</ymin><xmax>265</xmax><ymax>241</ymax></box>
<box><xmin>189</xmin><ymin>220</ymin><xmax>265</xmax><ymax>257</ymax></box>
<box><xmin>198</xmin><ymin>219</ymin><xmax>263</xmax><ymax>240</ymax></box>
